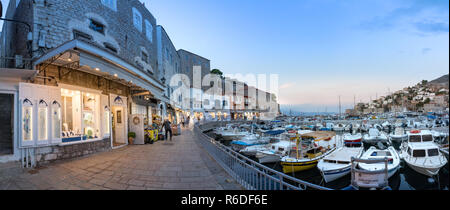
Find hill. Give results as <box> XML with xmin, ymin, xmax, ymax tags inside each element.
<box><xmin>430</xmin><ymin>74</ymin><xmax>449</xmax><ymax>85</ymax></box>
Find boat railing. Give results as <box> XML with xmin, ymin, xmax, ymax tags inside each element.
<box><xmin>194</xmin><ymin>122</ymin><xmax>333</xmax><ymax>190</ymax></box>
<box><xmin>349</xmin><ymin>157</ymin><xmax>390</xmax><ymax>189</ymax></box>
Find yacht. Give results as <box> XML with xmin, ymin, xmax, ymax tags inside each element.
<box><xmin>400</xmin><ymin>130</ymin><xmax>448</xmax><ymax>177</ymax></box>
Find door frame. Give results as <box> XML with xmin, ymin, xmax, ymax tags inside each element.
<box><xmin>110</xmin><ymin>94</ymin><xmax>128</xmax><ymax>149</ymax></box>
<box><xmin>0</xmin><ymin>90</ymin><xmax>18</xmax><ymax>162</ymax></box>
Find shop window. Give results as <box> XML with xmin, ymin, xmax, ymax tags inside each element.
<box><xmin>103</xmin><ymin>106</ymin><xmax>110</xmax><ymax>137</ymax></box>
<box><xmin>52</xmin><ymin>101</ymin><xmax>61</xmax><ymax>139</ymax></box>
<box><xmin>82</xmin><ymin>92</ymin><xmax>100</xmax><ymax>139</ymax></box>
<box><xmin>22</xmin><ymin>99</ymin><xmax>33</xmax><ymax>142</ymax></box>
<box><xmin>38</xmin><ymin>100</ymin><xmax>48</xmax><ymax>141</ymax></box>
<box><xmin>61</xmin><ymin>88</ymin><xmax>100</xmax><ymax>143</ymax></box>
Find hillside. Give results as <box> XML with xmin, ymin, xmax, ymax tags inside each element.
<box><xmin>430</xmin><ymin>74</ymin><xmax>449</xmax><ymax>85</ymax></box>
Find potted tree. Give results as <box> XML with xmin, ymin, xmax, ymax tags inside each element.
<box><xmin>128</xmin><ymin>132</ymin><xmax>136</xmax><ymax>145</ymax></box>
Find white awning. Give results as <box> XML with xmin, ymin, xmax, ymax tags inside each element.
<box><xmin>78</xmin><ymin>52</ymin><xmax>164</xmax><ymax>100</ymax></box>
<box><xmin>33</xmin><ymin>39</ymin><xmax>165</xmax><ymax>101</ymax></box>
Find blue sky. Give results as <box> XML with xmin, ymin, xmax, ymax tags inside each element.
<box><xmin>1</xmin><ymin>0</ymin><xmax>449</xmax><ymax>112</ymax></box>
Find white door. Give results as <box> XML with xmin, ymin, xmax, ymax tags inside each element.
<box><xmin>112</xmin><ymin>106</ymin><xmax>126</xmax><ymax>145</ymax></box>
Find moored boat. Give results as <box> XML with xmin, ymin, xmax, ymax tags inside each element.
<box><xmin>281</xmin><ymin>131</ymin><xmax>338</xmax><ymax>174</ymax></box>
<box><xmin>358</xmin><ymin>146</ymin><xmax>400</xmax><ymax>179</ymax></box>
<box><xmin>400</xmin><ymin>130</ymin><xmax>448</xmax><ymax>177</ymax></box>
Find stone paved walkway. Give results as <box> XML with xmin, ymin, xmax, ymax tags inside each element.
<box><xmin>0</xmin><ymin>128</ymin><xmax>243</xmax><ymax>190</ymax></box>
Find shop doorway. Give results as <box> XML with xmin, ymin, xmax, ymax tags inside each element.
<box><xmin>112</xmin><ymin>106</ymin><xmax>126</xmax><ymax>147</ymax></box>
<box><xmin>0</xmin><ymin>94</ymin><xmax>14</xmax><ymax>156</ymax></box>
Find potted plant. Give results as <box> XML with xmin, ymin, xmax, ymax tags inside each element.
<box><xmin>128</xmin><ymin>132</ymin><xmax>136</xmax><ymax>145</ymax></box>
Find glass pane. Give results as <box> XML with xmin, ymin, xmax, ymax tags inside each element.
<box><xmin>413</xmin><ymin>150</ymin><xmax>426</xmax><ymax>157</ymax></box>
<box><xmin>104</xmin><ymin>110</ymin><xmax>110</xmax><ymax>135</ymax></box>
<box><xmin>22</xmin><ymin>106</ymin><xmax>33</xmax><ymax>141</ymax></box>
<box><xmin>83</xmin><ymin>92</ymin><xmax>100</xmax><ymax>139</ymax></box>
<box><xmin>422</xmin><ymin>135</ymin><xmax>433</xmax><ymax>142</ymax></box>
<box><xmin>428</xmin><ymin>149</ymin><xmax>439</xmax><ymax>157</ymax></box>
<box><xmin>38</xmin><ymin>107</ymin><xmax>48</xmax><ymax>140</ymax></box>
<box><xmin>53</xmin><ymin>107</ymin><xmax>61</xmax><ymax>139</ymax></box>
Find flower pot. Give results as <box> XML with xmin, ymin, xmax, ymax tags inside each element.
<box><xmin>128</xmin><ymin>137</ymin><xmax>134</xmax><ymax>145</ymax></box>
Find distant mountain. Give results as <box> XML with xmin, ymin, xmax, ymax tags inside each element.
<box><xmin>430</xmin><ymin>74</ymin><xmax>449</xmax><ymax>85</ymax></box>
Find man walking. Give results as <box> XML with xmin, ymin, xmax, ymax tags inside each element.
<box><xmin>163</xmin><ymin>119</ymin><xmax>173</xmax><ymax>141</ymax></box>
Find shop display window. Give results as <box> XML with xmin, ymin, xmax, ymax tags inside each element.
<box><xmin>104</xmin><ymin>106</ymin><xmax>110</xmax><ymax>137</ymax></box>
<box><xmin>52</xmin><ymin>101</ymin><xmax>61</xmax><ymax>139</ymax></box>
<box><xmin>22</xmin><ymin>99</ymin><xmax>33</xmax><ymax>141</ymax></box>
<box><xmin>61</xmin><ymin>88</ymin><xmax>100</xmax><ymax>143</ymax></box>
<box><xmin>38</xmin><ymin>100</ymin><xmax>48</xmax><ymax>141</ymax></box>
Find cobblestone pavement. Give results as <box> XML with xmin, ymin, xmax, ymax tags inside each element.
<box><xmin>0</xmin><ymin>128</ymin><xmax>243</xmax><ymax>190</ymax></box>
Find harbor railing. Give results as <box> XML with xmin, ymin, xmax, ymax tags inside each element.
<box><xmin>193</xmin><ymin>122</ymin><xmax>333</xmax><ymax>190</ymax></box>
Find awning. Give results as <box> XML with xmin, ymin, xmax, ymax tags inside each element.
<box><xmin>79</xmin><ymin>52</ymin><xmax>164</xmax><ymax>100</ymax></box>
<box><xmin>33</xmin><ymin>39</ymin><xmax>165</xmax><ymax>101</ymax></box>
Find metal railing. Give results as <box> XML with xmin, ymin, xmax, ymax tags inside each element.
<box><xmin>193</xmin><ymin>122</ymin><xmax>332</xmax><ymax>190</ymax></box>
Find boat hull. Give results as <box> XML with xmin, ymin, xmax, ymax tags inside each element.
<box><xmin>256</xmin><ymin>152</ymin><xmax>281</xmax><ymax>164</ymax></box>
<box><xmin>281</xmin><ymin>159</ymin><xmax>319</xmax><ymax>174</ymax></box>
<box><xmin>319</xmin><ymin>165</ymin><xmax>351</xmax><ymax>183</ymax></box>
<box><xmin>406</xmin><ymin>162</ymin><xmax>443</xmax><ymax>177</ymax></box>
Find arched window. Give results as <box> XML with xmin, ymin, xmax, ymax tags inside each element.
<box><xmin>22</xmin><ymin>99</ymin><xmax>33</xmax><ymax>142</ymax></box>
<box><xmin>38</xmin><ymin>100</ymin><xmax>48</xmax><ymax>141</ymax></box>
<box><xmin>52</xmin><ymin>101</ymin><xmax>61</xmax><ymax>139</ymax></box>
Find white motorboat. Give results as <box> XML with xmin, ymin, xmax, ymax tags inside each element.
<box><xmin>217</xmin><ymin>127</ymin><xmax>249</xmax><ymax>141</ymax></box>
<box><xmin>317</xmin><ymin>140</ymin><xmax>364</xmax><ymax>183</ymax></box>
<box><xmin>255</xmin><ymin>140</ymin><xmax>294</xmax><ymax>164</ymax></box>
<box><xmin>230</xmin><ymin>134</ymin><xmax>272</xmax><ymax>151</ymax></box>
<box><xmin>358</xmin><ymin>146</ymin><xmax>400</xmax><ymax>179</ymax></box>
<box><xmin>400</xmin><ymin>130</ymin><xmax>448</xmax><ymax>177</ymax></box>
<box><xmin>389</xmin><ymin>127</ymin><xmax>408</xmax><ymax>142</ymax></box>
<box><xmin>363</xmin><ymin>128</ymin><xmax>389</xmax><ymax>145</ymax></box>
<box><xmin>333</xmin><ymin>123</ymin><xmax>345</xmax><ymax>132</ymax></box>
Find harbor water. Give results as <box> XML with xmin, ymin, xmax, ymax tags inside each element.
<box><xmin>205</xmin><ymin>130</ymin><xmax>449</xmax><ymax>190</ymax></box>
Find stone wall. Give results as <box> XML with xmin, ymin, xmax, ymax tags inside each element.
<box><xmin>13</xmin><ymin>0</ymin><xmax>159</xmax><ymax>78</ymax></box>
<box><xmin>35</xmin><ymin>138</ymin><xmax>111</xmax><ymax>166</ymax></box>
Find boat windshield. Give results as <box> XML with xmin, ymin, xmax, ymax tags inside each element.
<box><xmin>422</xmin><ymin>135</ymin><xmax>433</xmax><ymax>142</ymax></box>
<box><xmin>413</xmin><ymin>150</ymin><xmax>426</xmax><ymax>158</ymax></box>
<box><xmin>428</xmin><ymin>149</ymin><xmax>439</xmax><ymax>157</ymax></box>
<box><xmin>409</xmin><ymin>135</ymin><xmax>421</xmax><ymax>142</ymax></box>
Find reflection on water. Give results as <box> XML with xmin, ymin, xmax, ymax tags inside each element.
<box><xmin>208</xmin><ymin>131</ymin><xmax>449</xmax><ymax>190</ymax></box>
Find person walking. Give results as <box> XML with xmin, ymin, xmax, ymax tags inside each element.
<box><xmin>163</xmin><ymin>119</ymin><xmax>173</xmax><ymax>141</ymax></box>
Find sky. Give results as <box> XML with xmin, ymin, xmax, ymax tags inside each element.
<box><xmin>1</xmin><ymin>0</ymin><xmax>449</xmax><ymax>112</ymax></box>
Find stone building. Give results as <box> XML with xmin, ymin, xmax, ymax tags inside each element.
<box><xmin>0</xmin><ymin>0</ymin><xmax>168</xmax><ymax>165</ymax></box>
<box><xmin>177</xmin><ymin>49</ymin><xmax>211</xmax><ymax>89</ymax></box>
<box><xmin>156</xmin><ymin>25</ymin><xmax>183</xmax><ymax>123</ymax></box>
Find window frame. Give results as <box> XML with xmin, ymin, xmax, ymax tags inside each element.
<box><xmin>145</xmin><ymin>19</ymin><xmax>153</xmax><ymax>42</ymax></box>
<box><xmin>101</xmin><ymin>0</ymin><xmax>117</xmax><ymax>11</ymax></box>
<box><xmin>132</xmin><ymin>7</ymin><xmax>143</xmax><ymax>32</ymax></box>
